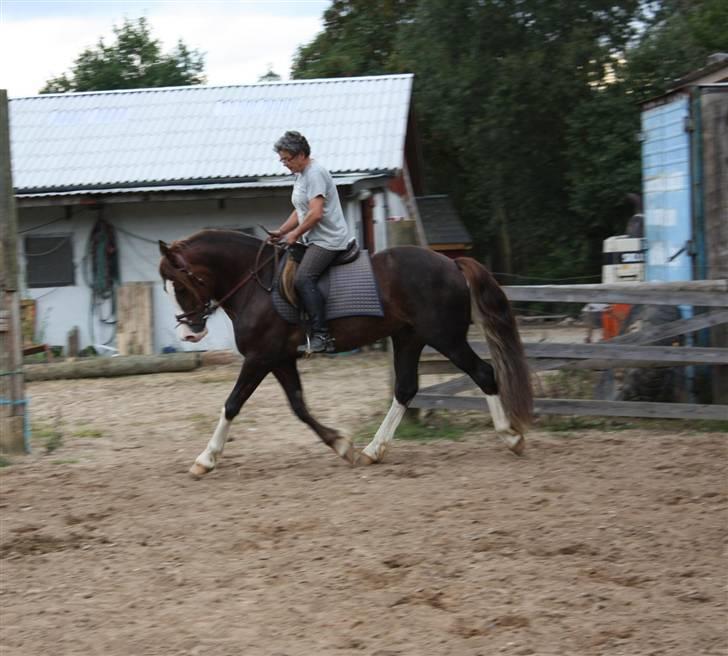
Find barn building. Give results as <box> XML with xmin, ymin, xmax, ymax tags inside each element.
<box><xmin>9</xmin><ymin>74</ymin><xmax>427</xmax><ymax>353</ymax></box>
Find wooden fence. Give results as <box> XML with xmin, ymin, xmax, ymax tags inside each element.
<box><xmin>410</xmin><ymin>280</ymin><xmax>728</xmax><ymax>421</ymax></box>
<box><xmin>0</xmin><ymin>89</ymin><xmax>26</xmax><ymax>453</ymax></box>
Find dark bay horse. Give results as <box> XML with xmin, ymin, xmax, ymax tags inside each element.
<box><xmin>158</xmin><ymin>230</ymin><xmax>532</xmax><ymax>476</ymax></box>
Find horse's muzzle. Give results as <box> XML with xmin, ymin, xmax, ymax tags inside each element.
<box><xmin>177</xmin><ymin>323</ymin><xmax>208</xmax><ymax>343</ymax></box>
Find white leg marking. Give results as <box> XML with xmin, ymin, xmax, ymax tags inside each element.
<box><xmin>194</xmin><ymin>406</ymin><xmax>231</xmax><ymax>471</ymax></box>
<box><xmin>362</xmin><ymin>398</ymin><xmax>407</xmax><ymax>462</ymax></box>
<box><xmin>486</xmin><ymin>393</ymin><xmax>522</xmax><ymax>450</ymax></box>
<box><xmin>485</xmin><ymin>393</ymin><xmax>510</xmax><ymax>432</ymax></box>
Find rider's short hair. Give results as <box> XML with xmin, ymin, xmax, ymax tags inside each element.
<box><xmin>273</xmin><ymin>131</ymin><xmax>311</xmax><ymax>157</ymax></box>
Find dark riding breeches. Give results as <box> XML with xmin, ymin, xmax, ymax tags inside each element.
<box><xmin>294</xmin><ymin>244</ymin><xmax>341</xmax><ymax>334</ymax></box>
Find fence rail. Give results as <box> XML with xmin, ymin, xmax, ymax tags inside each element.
<box><xmin>410</xmin><ymin>280</ymin><xmax>728</xmax><ymax>422</ymax></box>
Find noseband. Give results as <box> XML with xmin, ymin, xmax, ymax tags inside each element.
<box><xmin>172</xmin><ymin>240</ymin><xmax>282</xmax><ymax>328</ymax></box>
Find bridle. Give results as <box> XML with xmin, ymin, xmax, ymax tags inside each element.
<box><xmin>172</xmin><ymin>240</ymin><xmax>284</xmax><ymax>329</ymax></box>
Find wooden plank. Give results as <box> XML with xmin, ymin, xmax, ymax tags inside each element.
<box><xmin>116</xmin><ymin>282</ymin><xmax>154</xmax><ymax>356</ymax></box>
<box><xmin>419</xmin><ymin>375</ymin><xmax>473</xmax><ymax>395</ymax></box>
<box><xmin>533</xmin><ymin>309</ymin><xmax>728</xmax><ymax>372</ymax></box>
<box><xmin>512</xmin><ymin>280</ymin><xmax>728</xmax><ymax>293</ymax></box>
<box><xmin>603</xmin><ymin>309</ymin><xmax>728</xmax><ymax>345</ymax></box>
<box><xmin>24</xmin><ymin>353</ymin><xmax>201</xmax><ymax>381</ymax></box>
<box><xmin>525</xmin><ymin>343</ymin><xmax>728</xmax><ymax>364</ymax></box>
<box><xmin>503</xmin><ymin>283</ymin><xmax>728</xmax><ymax>306</ymax></box>
<box><xmin>423</xmin><ymin>342</ymin><xmax>728</xmax><ymax>365</ymax></box>
<box><xmin>0</xmin><ymin>90</ymin><xmax>26</xmax><ymax>454</ymax></box>
<box><xmin>410</xmin><ymin>393</ymin><xmax>728</xmax><ymax>421</ymax></box>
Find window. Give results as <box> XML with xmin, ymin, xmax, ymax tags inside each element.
<box><xmin>25</xmin><ymin>235</ymin><xmax>75</xmax><ymax>288</ymax></box>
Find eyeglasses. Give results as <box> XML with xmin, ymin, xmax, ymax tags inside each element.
<box><xmin>279</xmin><ymin>153</ymin><xmax>298</xmax><ymax>164</ymax></box>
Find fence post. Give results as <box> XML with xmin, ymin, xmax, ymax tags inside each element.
<box><xmin>0</xmin><ymin>89</ymin><xmax>26</xmax><ymax>454</ymax></box>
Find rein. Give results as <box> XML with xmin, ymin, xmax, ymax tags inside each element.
<box><xmin>174</xmin><ymin>240</ymin><xmax>283</xmax><ymax>327</ymax></box>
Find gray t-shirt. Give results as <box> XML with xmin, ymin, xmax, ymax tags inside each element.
<box><xmin>291</xmin><ymin>160</ymin><xmax>351</xmax><ymax>250</ymax></box>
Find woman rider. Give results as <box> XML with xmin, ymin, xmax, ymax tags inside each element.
<box><xmin>269</xmin><ymin>131</ymin><xmax>353</xmax><ymax>353</ymax></box>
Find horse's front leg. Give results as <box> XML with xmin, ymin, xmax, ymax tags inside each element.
<box><xmin>190</xmin><ymin>358</ymin><xmax>269</xmax><ymax>477</ymax></box>
<box><xmin>273</xmin><ymin>360</ymin><xmax>357</xmax><ymax>465</ymax></box>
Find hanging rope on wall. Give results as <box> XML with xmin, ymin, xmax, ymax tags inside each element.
<box><xmin>83</xmin><ymin>210</ymin><xmax>120</xmax><ymax>347</ymax></box>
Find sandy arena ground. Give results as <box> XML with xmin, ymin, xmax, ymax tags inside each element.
<box><xmin>1</xmin><ymin>351</ymin><xmax>726</xmax><ymax>655</ymax></box>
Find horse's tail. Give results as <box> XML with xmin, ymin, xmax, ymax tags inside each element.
<box><xmin>455</xmin><ymin>257</ymin><xmax>533</xmax><ymax>434</ymax></box>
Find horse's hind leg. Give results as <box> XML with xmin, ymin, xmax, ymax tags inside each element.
<box><xmin>273</xmin><ymin>361</ymin><xmax>357</xmax><ymax>465</ymax></box>
<box><xmin>440</xmin><ymin>341</ymin><xmax>525</xmax><ymax>455</ymax></box>
<box><xmin>360</xmin><ymin>329</ymin><xmax>424</xmax><ymax>465</ymax></box>
<box><xmin>190</xmin><ymin>358</ymin><xmax>269</xmax><ymax>477</ymax></box>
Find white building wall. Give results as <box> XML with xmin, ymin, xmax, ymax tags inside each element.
<box><xmin>18</xmin><ymin>195</ymin><xmax>290</xmax><ymax>353</ymax></box>
<box><xmin>17</xmin><ymin>189</ymin><xmax>367</xmax><ymax>353</ymax></box>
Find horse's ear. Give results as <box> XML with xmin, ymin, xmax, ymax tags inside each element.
<box><xmin>159</xmin><ymin>240</ymin><xmax>171</xmax><ymax>258</ymax></box>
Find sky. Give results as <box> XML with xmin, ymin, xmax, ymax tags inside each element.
<box><xmin>0</xmin><ymin>0</ymin><xmax>330</xmax><ymax>97</ymax></box>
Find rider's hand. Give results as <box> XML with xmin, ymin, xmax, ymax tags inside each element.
<box><xmin>284</xmin><ymin>232</ymin><xmax>299</xmax><ymax>246</ymax></box>
<box><xmin>267</xmin><ymin>230</ymin><xmax>283</xmax><ymax>243</ymax></box>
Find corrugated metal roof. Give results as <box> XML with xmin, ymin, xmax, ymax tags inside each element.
<box><xmin>9</xmin><ymin>74</ymin><xmax>413</xmax><ymax>193</ymax></box>
<box><xmin>16</xmin><ymin>173</ymin><xmax>385</xmax><ymax>199</ymax></box>
<box><xmin>416</xmin><ymin>195</ymin><xmax>472</xmax><ymax>245</ymax></box>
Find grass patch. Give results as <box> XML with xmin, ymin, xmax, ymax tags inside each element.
<box><xmin>540</xmin><ymin>416</ymin><xmax>636</xmax><ymax>433</ymax></box>
<box><xmin>0</xmin><ymin>456</ymin><xmax>12</xmax><ymax>468</ymax></box>
<box><xmin>691</xmin><ymin>420</ymin><xmax>728</xmax><ymax>433</ymax></box>
<box><xmin>354</xmin><ymin>411</ymin><xmax>482</xmax><ymax>444</ymax></box>
<box><xmin>32</xmin><ymin>422</ymin><xmax>64</xmax><ymax>454</ymax></box>
<box><xmin>72</xmin><ymin>427</ymin><xmax>104</xmax><ymax>439</ymax></box>
<box><xmin>538</xmin><ymin>416</ymin><xmax>728</xmax><ymax>434</ymax></box>
<box><xmin>51</xmin><ymin>459</ymin><xmax>80</xmax><ymax>465</ymax></box>
<box><xmin>536</xmin><ymin>369</ymin><xmax>601</xmax><ymax>400</ymax></box>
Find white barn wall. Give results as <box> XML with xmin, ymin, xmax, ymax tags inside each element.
<box><xmin>17</xmin><ymin>185</ymin><xmax>384</xmax><ymax>353</ymax></box>
<box><xmin>18</xmin><ymin>195</ymin><xmax>289</xmax><ymax>353</ymax></box>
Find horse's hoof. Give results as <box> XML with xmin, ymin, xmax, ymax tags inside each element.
<box><xmin>356</xmin><ymin>451</ymin><xmax>377</xmax><ymax>466</ymax></box>
<box><xmin>332</xmin><ymin>437</ymin><xmax>357</xmax><ymax>465</ymax></box>
<box><xmin>342</xmin><ymin>444</ymin><xmax>359</xmax><ymax>466</ymax></box>
<box><xmin>501</xmin><ymin>433</ymin><xmax>525</xmax><ymax>456</ymax></box>
<box><xmin>189</xmin><ymin>462</ymin><xmax>211</xmax><ymax>478</ymax></box>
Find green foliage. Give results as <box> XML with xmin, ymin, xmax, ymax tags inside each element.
<box><xmin>292</xmin><ymin>0</ymin><xmax>418</xmax><ymax>78</ymax></box>
<box><xmin>353</xmin><ymin>410</ymin><xmax>479</xmax><ymax>443</ymax></box>
<box><xmin>72</xmin><ymin>427</ymin><xmax>104</xmax><ymax>439</ymax></box>
<box><xmin>541</xmin><ymin>416</ymin><xmax>636</xmax><ymax>432</ymax></box>
<box><xmin>40</xmin><ymin>17</ymin><xmax>205</xmax><ymax>93</ymax></box>
<box><xmin>33</xmin><ymin>422</ymin><xmax>64</xmax><ymax>454</ymax></box>
<box><xmin>292</xmin><ymin>0</ymin><xmax>725</xmax><ymax>279</ymax></box>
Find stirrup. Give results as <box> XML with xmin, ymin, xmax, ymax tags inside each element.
<box><xmin>298</xmin><ymin>333</ymin><xmax>335</xmax><ymax>355</ymax></box>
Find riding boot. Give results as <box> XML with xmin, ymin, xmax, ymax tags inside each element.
<box><xmin>296</xmin><ymin>281</ymin><xmax>334</xmax><ymax>354</ymax></box>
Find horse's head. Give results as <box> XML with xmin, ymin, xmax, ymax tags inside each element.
<box><xmin>159</xmin><ymin>240</ymin><xmax>212</xmax><ymax>343</ymax></box>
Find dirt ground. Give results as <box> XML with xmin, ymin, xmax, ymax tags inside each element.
<box><xmin>1</xmin><ymin>350</ymin><xmax>726</xmax><ymax>656</ymax></box>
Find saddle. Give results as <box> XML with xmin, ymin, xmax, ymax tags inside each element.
<box><xmin>271</xmin><ymin>241</ymin><xmax>384</xmax><ymax>325</ymax></box>
<box><xmin>280</xmin><ymin>239</ymin><xmax>360</xmax><ymax>307</ymax></box>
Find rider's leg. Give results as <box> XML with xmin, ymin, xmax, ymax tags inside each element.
<box><xmin>294</xmin><ymin>245</ymin><xmax>339</xmax><ymax>352</ymax></box>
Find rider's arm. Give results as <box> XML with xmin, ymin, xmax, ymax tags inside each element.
<box><xmin>288</xmin><ymin>196</ymin><xmax>324</xmax><ymax>242</ymax></box>
<box><xmin>274</xmin><ymin>210</ymin><xmax>299</xmax><ymax>236</ymax></box>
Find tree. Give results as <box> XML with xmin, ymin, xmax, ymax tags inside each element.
<box><xmin>291</xmin><ymin>0</ymin><xmax>417</xmax><ymax>79</ymax></box>
<box><xmin>394</xmin><ymin>0</ymin><xmax>642</xmax><ymax>276</ymax></box>
<box><xmin>40</xmin><ymin>17</ymin><xmax>205</xmax><ymax>93</ymax></box>
<box><xmin>291</xmin><ymin>0</ymin><xmax>724</xmax><ymax>280</ymax></box>
<box><xmin>625</xmin><ymin>0</ymin><xmax>728</xmax><ymax>102</ymax></box>
<box><xmin>258</xmin><ymin>66</ymin><xmax>282</xmax><ymax>83</ymax></box>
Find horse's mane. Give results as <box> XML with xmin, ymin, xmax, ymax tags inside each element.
<box><xmin>160</xmin><ymin>229</ymin><xmax>271</xmax><ymax>295</ymax></box>
<box><xmin>172</xmin><ymin>229</ymin><xmax>265</xmax><ymax>253</ymax></box>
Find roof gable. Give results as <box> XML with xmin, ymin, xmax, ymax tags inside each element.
<box><xmin>416</xmin><ymin>195</ymin><xmax>472</xmax><ymax>246</ymax></box>
<box><xmin>9</xmin><ymin>74</ymin><xmax>413</xmax><ymax>193</ymax></box>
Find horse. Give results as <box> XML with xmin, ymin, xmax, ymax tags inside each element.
<box><xmin>158</xmin><ymin>230</ymin><xmax>533</xmax><ymax>476</ymax></box>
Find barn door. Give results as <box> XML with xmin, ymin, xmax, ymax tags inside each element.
<box><xmin>360</xmin><ymin>196</ymin><xmax>375</xmax><ymax>252</ymax></box>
